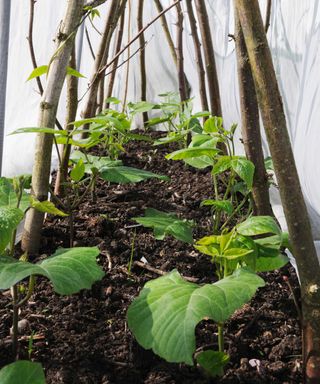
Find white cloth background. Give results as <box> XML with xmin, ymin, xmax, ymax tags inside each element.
<box><xmin>2</xmin><ymin>1</ymin><xmax>320</xmax><ymax>248</ymax></box>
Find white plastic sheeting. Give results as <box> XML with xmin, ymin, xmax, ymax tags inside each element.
<box><xmin>1</xmin><ymin>1</ymin><xmax>320</xmax><ymax>244</ymax></box>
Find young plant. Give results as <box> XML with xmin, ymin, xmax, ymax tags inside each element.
<box><xmin>133</xmin><ymin>208</ymin><xmax>194</xmax><ymax>243</ymax></box>
<box><xmin>167</xmin><ymin>117</ymin><xmax>255</xmax><ymax>233</ymax></box>
<box><xmin>127</xmin><ymin>215</ymin><xmax>289</xmax><ymax>377</ymax></box>
<box><xmin>128</xmin><ymin>92</ymin><xmax>208</xmax><ymax>147</ymax></box>
<box><xmin>0</xmin><ymin>176</ymin><xmax>104</xmax><ymax>361</ymax></box>
<box><xmin>10</xmin><ymin>124</ymin><xmax>169</xmax><ymax>246</ymax></box>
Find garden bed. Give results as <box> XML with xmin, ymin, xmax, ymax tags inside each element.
<box><xmin>0</xmin><ymin>135</ymin><xmax>302</xmax><ymax>383</ymax></box>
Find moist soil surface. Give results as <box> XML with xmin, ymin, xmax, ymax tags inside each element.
<box><xmin>0</xmin><ymin>133</ymin><xmax>302</xmax><ymax>383</ymax></box>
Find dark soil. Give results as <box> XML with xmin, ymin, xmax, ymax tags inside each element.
<box><xmin>0</xmin><ymin>134</ymin><xmax>302</xmax><ymax>383</ymax></box>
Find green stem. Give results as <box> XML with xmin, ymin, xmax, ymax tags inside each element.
<box><xmin>218</xmin><ymin>323</ymin><xmax>224</xmax><ymax>353</ymax></box>
<box><xmin>220</xmin><ymin>192</ymin><xmax>250</xmax><ymax>231</ymax></box>
<box><xmin>16</xmin><ymin>276</ymin><xmax>36</xmax><ymax>308</ymax></box>
<box><xmin>12</xmin><ymin>285</ymin><xmax>19</xmax><ymax>359</ymax></box>
<box><xmin>212</xmin><ymin>173</ymin><xmax>219</xmax><ymax>201</ymax></box>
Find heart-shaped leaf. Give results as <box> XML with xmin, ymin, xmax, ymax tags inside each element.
<box><xmin>0</xmin><ymin>207</ymin><xmax>24</xmax><ymax>253</ymax></box>
<box><xmin>0</xmin><ymin>361</ymin><xmax>45</xmax><ymax>384</ymax></box>
<box><xmin>100</xmin><ymin>166</ymin><xmax>169</xmax><ymax>184</ymax></box>
<box><xmin>0</xmin><ymin>247</ymin><xmax>104</xmax><ymax>294</ymax></box>
<box><xmin>231</xmin><ymin>157</ymin><xmax>255</xmax><ymax>188</ymax></box>
<box><xmin>0</xmin><ymin>177</ymin><xmax>30</xmax><ymax>212</ymax></box>
<box><xmin>133</xmin><ymin>208</ymin><xmax>194</xmax><ymax>243</ymax></box>
<box><xmin>237</xmin><ymin>216</ymin><xmax>281</xmax><ymax>236</ymax></box>
<box><xmin>127</xmin><ymin>268</ymin><xmax>264</xmax><ymax>364</ymax></box>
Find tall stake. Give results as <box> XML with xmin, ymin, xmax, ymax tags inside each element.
<box><xmin>175</xmin><ymin>2</ymin><xmax>188</xmax><ymax>103</ymax></box>
<box><xmin>137</xmin><ymin>0</ymin><xmax>148</xmax><ymax>125</ymax></box>
<box><xmin>234</xmin><ymin>10</ymin><xmax>272</xmax><ymax>216</ymax></box>
<box><xmin>105</xmin><ymin>8</ymin><xmax>126</xmax><ymax>109</ymax></box>
<box><xmin>235</xmin><ymin>1</ymin><xmax>320</xmax><ymax>382</ymax></box>
<box><xmin>185</xmin><ymin>0</ymin><xmax>208</xmax><ymax>114</ymax></box>
<box><xmin>194</xmin><ymin>0</ymin><xmax>222</xmax><ymax>117</ymax></box>
<box><xmin>22</xmin><ymin>0</ymin><xmax>84</xmax><ymax>254</ymax></box>
<box><xmin>54</xmin><ymin>46</ymin><xmax>79</xmax><ymax>196</ymax></box>
<box><xmin>81</xmin><ymin>0</ymin><xmax>125</xmax><ymax>135</ymax></box>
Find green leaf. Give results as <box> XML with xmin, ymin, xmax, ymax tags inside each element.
<box><xmin>0</xmin><ymin>247</ymin><xmax>104</xmax><ymax>294</ymax></box>
<box><xmin>100</xmin><ymin>166</ymin><xmax>169</xmax><ymax>184</ymax></box>
<box><xmin>153</xmin><ymin>132</ymin><xmax>187</xmax><ymax>146</ymax></box>
<box><xmin>196</xmin><ymin>350</ymin><xmax>229</xmax><ymax>377</ymax></box>
<box><xmin>127</xmin><ymin>268</ymin><xmax>264</xmax><ymax>365</ymax></box>
<box><xmin>66</xmin><ymin>66</ymin><xmax>86</xmax><ymax>78</ymax></box>
<box><xmin>200</xmin><ymin>200</ymin><xmax>233</xmax><ymax>215</ymax></box>
<box><xmin>237</xmin><ymin>216</ymin><xmax>281</xmax><ymax>236</ymax></box>
<box><xmin>26</xmin><ymin>65</ymin><xmax>48</xmax><ymax>81</ymax></box>
<box><xmin>166</xmin><ymin>147</ymin><xmax>219</xmax><ymax>161</ymax></box>
<box><xmin>9</xmin><ymin>127</ymin><xmax>68</xmax><ymax>136</ymax></box>
<box><xmin>231</xmin><ymin>157</ymin><xmax>255</xmax><ymax>188</ymax></box>
<box><xmin>70</xmin><ymin>150</ymin><xmax>122</xmax><ymax>173</ymax></box>
<box><xmin>255</xmin><ymin>252</ymin><xmax>289</xmax><ymax>272</ymax></box>
<box><xmin>223</xmin><ymin>248</ymin><xmax>254</xmax><ymax>260</ymax></box>
<box><xmin>0</xmin><ymin>177</ymin><xmax>30</xmax><ymax>212</ymax></box>
<box><xmin>70</xmin><ymin>159</ymin><xmax>85</xmax><ymax>182</ymax></box>
<box><xmin>70</xmin><ymin>117</ymin><xmax>109</xmax><ymax>128</ymax></box>
<box><xmin>0</xmin><ymin>361</ymin><xmax>45</xmax><ymax>384</ymax></box>
<box><xmin>133</xmin><ymin>208</ymin><xmax>193</xmax><ymax>243</ymax></box>
<box><xmin>203</xmin><ymin>116</ymin><xmax>222</xmax><ymax>133</ymax></box>
<box><xmin>212</xmin><ymin>156</ymin><xmax>232</xmax><ymax>175</ymax></box>
<box><xmin>30</xmin><ymin>196</ymin><xmax>68</xmax><ymax>217</ymax></box>
<box><xmin>105</xmin><ymin>96</ymin><xmax>121</xmax><ymax>105</ymax></box>
<box><xmin>147</xmin><ymin>116</ymin><xmax>171</xmax><ymax>127</ymax></box>
<box><xmin>129</xmin><ymin>101</ymin><xmax>156</xmax><ymax>113</ymax></box>
<box><xmin>125</xmin><ymin>133</ymin><xmax>152</xmax><ymax>142</ymax></box>
<box><xmin>0</xmin><ymin>207</ymin><xmax>24</xmax><ymax>253</ymax></box>
<box><xmin>185</xmin><ymin>134</ymin><xmax>220</xmax><ymax>169</ymax></box>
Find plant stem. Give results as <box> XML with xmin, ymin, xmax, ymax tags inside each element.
<box><xmin>12</xmin><ymin>285</ymin><xmax>19</xmax><ymax>359</ymax></box>
<box><xmin>16</xmin><ymin>276</ymin><xmax>36</xmax><ymax>308</ymax></box>
<box><xmin>220</xmin><ymin>192</ymin><xmax>250</xmax><ymax>231</ymax></box>
<box><xmin>128</xmin><ymin>229</ymin><xmax>136</xmax><ymax>275</ymax></box>
<box><xmin>218</xmin><ymin>323</ymin><xmax>224</xmax><ymax>352</ymax></box>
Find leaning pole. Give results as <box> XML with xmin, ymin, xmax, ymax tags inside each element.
<box><xmin>0</xmin><ymin>1</ymin><xmax>11</xmax><ymax>176</ymax></box>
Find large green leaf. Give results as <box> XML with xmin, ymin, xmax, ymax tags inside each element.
<box><xmin>231</xmin><ymin>157</ymin><xmax>255</xmax><ymax>188</ymax></box>
<box><xmin>166</xmin><ymin>147</ymin><xmax>219</xmax><ymax>161</ymax></box>
<box><xmin>0</xmin><ymin>207</ymin><xmax>24</xmax><ymax>253</ymax></box>
<box><xmin>133</xmin><ymin>208</ymin><xmax>193</xmax><ymax>243</ymax></box>
<box><xmin>203</xmin><ymin>116</ymin><xmax>223</xmax><ymax>133</ymax></box>
<box><xmin>0</xmin><ymin>177</ymin><xmax>30</xmax><ymax>212</ymax></box>
<box><xmin>184</xmin><ymin>135</ymin><xmax>219</xmax><ymax>169</ymax></box>
<box><xmin>100</xmin><ymin>166</ymin><xmax>169</xmax><ymax>184</ymax></box>
<box><xmin>0</xmin><ymin>247</ymin><xmax>104</xmax><ymax>294</ymax></box>
<box><xmin>127</xmin><ymin>268</ymin><xmax>264</xmax><ymax>364</ymax></box>
<box><xmin>0</xmin><ymin>361</ymin><xmax>45</xmax><ymax>384</ymax></box>
<box><xmin>237</xmin><ymin>216</ymin><xmax>281</xmax><ymax>236</ymax></box>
